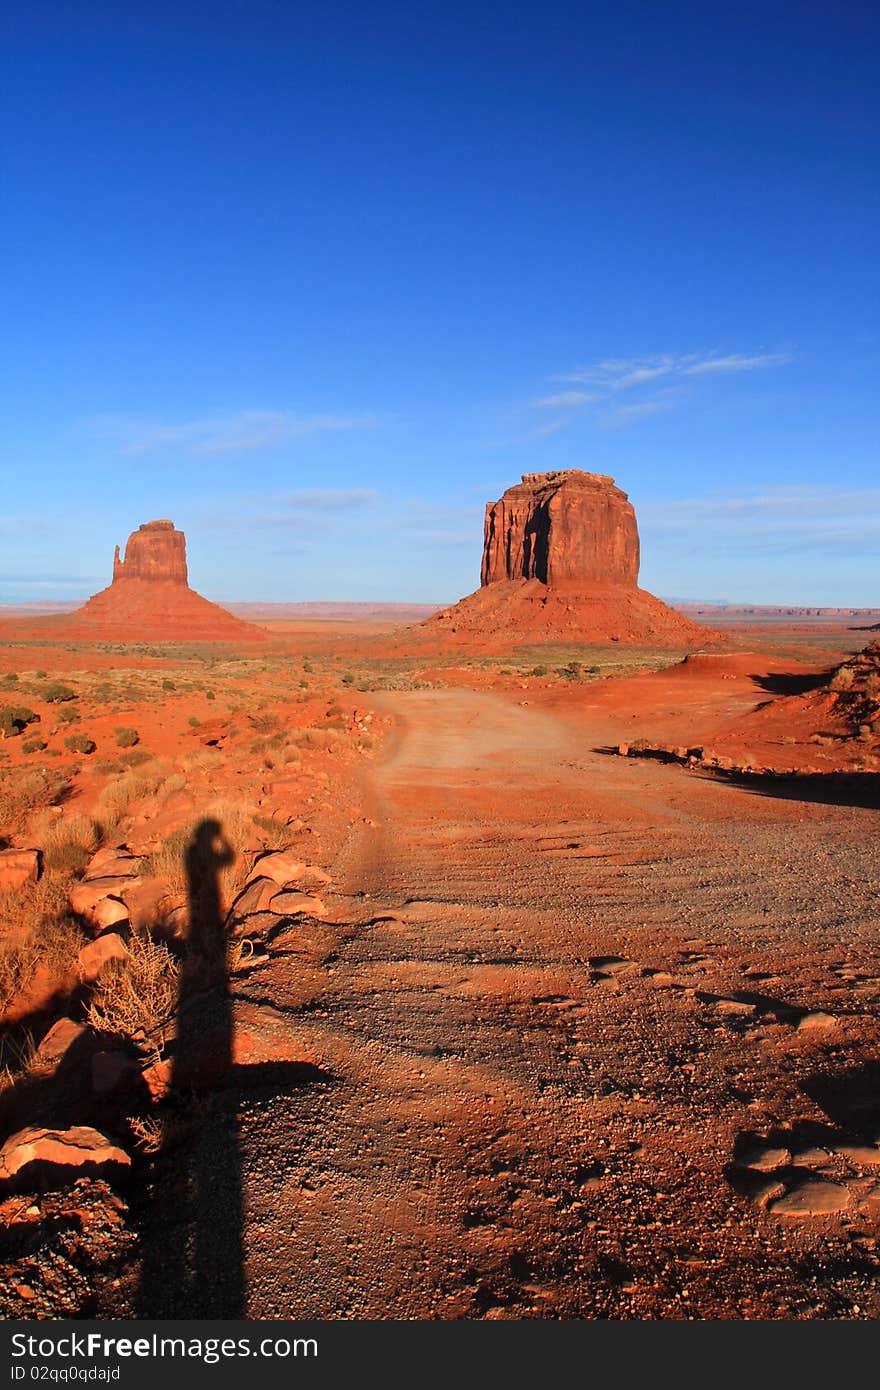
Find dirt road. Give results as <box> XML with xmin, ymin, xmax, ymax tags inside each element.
<box><xmin>136</xmin><ymin>690</ymin><xmax>880</xmax><ymax>1319</ymax></box>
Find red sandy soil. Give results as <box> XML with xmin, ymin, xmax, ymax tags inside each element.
<box><xmin>2</xmin><ymin>628</ymin><xmax>879</xmax><ymax>1318</ymax></box>
<box><xmin>110</xmin><ymin>672</ymin><xmax>880</xmax><ymax>1319</ymax></box>
<box><xmin>413</xmin><ymin>580</ymin><xmax>718</xmax><ymax>652</ymax></box>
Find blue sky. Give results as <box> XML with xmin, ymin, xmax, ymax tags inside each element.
<box><xmin>3</xmin><ymin>1</ymin><xmax>878</xmax><ymax>605</ymax></box>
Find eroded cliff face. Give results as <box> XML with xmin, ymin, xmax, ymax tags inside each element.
<box><xmin>481</xmin><ymin>471</ymin><xmax>640</xmax><ymax>589</ymax></box>
<box><xmin>112</xmin><ymin>520</ymin><xmax>188</xmax><ymax>586</ymax></box>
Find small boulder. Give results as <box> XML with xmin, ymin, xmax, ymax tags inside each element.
<box><xmin>36</xmin><ymin>1018</ymin><xmax>88</xmax><ymax>1067</ymax></box>
<box><xmin>269</xmin><ymin>890</ymin><xmax>327</xmax><ymax>918</ymax></box>
<box><xmin>251</xmin><ymin>850</ymin><xmax>308</xmax><ymax>886</ymax></box>
<box><xmin>78</xmin><ymin>932</ymin><xmax>128</xmax><ymax>983</ymax></box>
<box><xmin>70</xmin><ymin>875</ymin><xmax>140</xmax><ymax>922</ymax></box>
<box><xmin>797</xmin><ymin>1010</ymin><xmax>837</xmax><ymax>1033</ymax></box>
<box><xmin>0</xmin><ymin>849</ymin><xmax>40</xmax><ymax>893</ymax></box>
<box><xmin>0</xmin><ymin>1126</ymin><xmax>130</xmax><ymax>1189</ymax></box>
<box><xmin>85</xmin><ymin>851</ymin><xmax>140</xmax><ymax>881</ymax></box>
<box><xmin>769</xmin><ymin>1178</ymin><xmax>851</xmax><ymax>1217</ymax></box>
<box><xmin>229</xmin><ymin>877</ymin><xmax>278</xmax><ymax>918</ymax></box>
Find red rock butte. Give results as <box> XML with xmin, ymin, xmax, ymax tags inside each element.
<box><xmin>421</xmin><ymin>470</ymin><xmax>716</xmax><ymax>649</ymax></box>
<box><xmin>62</xmin><ymin>520</ymin><xmax>265</xmax><ymax>642</ymax></box>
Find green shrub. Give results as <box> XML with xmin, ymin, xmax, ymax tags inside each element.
<box><xmin>162</xmin><ymin>677</ymin><xmax>176</xmax><ymax>690</ymax></box>
<box><xmin>302</xmin><ymin>660</ymin><xmax>313</xmax><ymax>674</ymax></box>
<box><xmin>21</xmin><ymin>738</ymin><xmax>47</xmax><ymax>754</ymax></box>
<box><xmin>529</xmin><ymin>665</ymin><xmax>548</xmax><ymax>677</ymax></box>
<box><xmin>63</xmin><ymin>733</ymin><xmax>95</xmax><ymax>755</ymax></box>
<box><xmin>34</xmin><ymin>669</ymin><xmax>47</xmax><ymax>680</ymax></box>
<box><xmin>0</xmin><ymin>705</ymin><xmax>40</xmax><ymax>738</ymax></box>
<box><xmin>205</xmin><ymin>688</ymin><xmax>216</xmax><ymax>701</ymax></box>
<box><xmin>341</xmin><ymin>672</ymin><xmax>355</xmax><ymax>686</ymax></box>
<box><xmin>42</xmin><ymin>682</ymin><xmax>77</xmax><ymax>703</ymax></box>
<box><xmin>187</xmin><ymin>715</ymin><xmax>201</xmax><ymax>728</ymax></box>
<box><xmin>115</xmin><ymin>727</ymin><xmax>139</xmax><ymax>748</ymax></box>
<box><xmin>56</xmin><ymin>705</ymin><xmax>79</xmax><ymax>726</ymax></box>
<box><xmin>2</xmin><ymin>673</ymin><xmax>19</xmax><ymax>686</ymax></box>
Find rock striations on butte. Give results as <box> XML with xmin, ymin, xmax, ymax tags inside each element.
<box><xmin>64</xmin><ymin>520</ymin><xmax>264</xmax><ymax>642</ymax></box>
<box><xmin>421</xmin><ymin>470</ymin><xmax>715</xmax><ymax>649</ymax></box>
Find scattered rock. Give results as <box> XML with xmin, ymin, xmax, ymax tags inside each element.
<box><xmin>84</xmin><ymin>851</ymin><xmax>141</xmax><ymax>881</ymax></box>
<box><xmin>229</xmin><ymin>877</ymin><xmax>278</xmax><ymax>918</ymax></box>
<box><xmin>77</xmin><ymin>932</ymin><xmax>128</xmax><ymax>983</ymax></box>
<box><xmin>769</xmin><ymin>1178</ymin><xmax>852</xmax><ymax>1217</ymax></box>
<box><xmin>251</xmin><ymin>851</ymin><xmax>307</xmax><ymax>886</ymax></box>
<box><xmin>36</xmin><ymin>1018</ymin><xmax>88</xmax><ymax>1067</ymax></box>
<box><xmin>0</xmin><ymin>1126</ymin><xmax>130</xmax><ymax>1190</ymax></box>
<box><xmin>0</xmin><ymin>849</ymin><xmax>40</xmax><ymax>893</ymax></box>
<box><xmin>738</xmin><ymin>1144</ymin><xmax>791</xmax><ymax>1173</ymax></box>
<box><xmin>70</xmin><ymin>876</ymin><xmax>139</xmax><ymax>926</ymax></box>
<box><xmin>797</xmin><ymin>1011</ymin><xmax>837</xmax><ymax>1032</ymax></box>
<box><xmin>714</xmin><ymin>999</ymin><xmax>757</xmax><ymax>1018</ymax></box>
<box><xmin>269</xmin><ymin>890</ymin><xmax>327</xmax><ymax>918</ymax></box>
<box><xmin>833</xmin><ymin>1143</ymin><xmax>880</xmax><ymax>1167</ymax></box>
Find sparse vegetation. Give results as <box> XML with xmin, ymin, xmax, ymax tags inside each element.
<box><xmin>115</xmin><ymin>726</ymin><xmax>140</xmax><ymax>748</ymax></box>
<box><xmin>42</xmin><ymin>681</ymin><xmax>77</xmax><ymax>703</ymax></box>
<box><xmin>64</xmin><ymin>732</ymin><xmax>96</xmax><ymax>755</ymax></box>
<box><xmin>0</xmin><ymin>705</ymin><xmax>40</xmax><ymax>738</ymax></box>
<box><xmin>86</xmin><ymin>931</ymin><xmax>179</xmax><ymax>1037</ymax></box>
<box><xmin>0</xmin><ymin>766</ymin><xmax>69</xmax><ymax>832</ymax></box>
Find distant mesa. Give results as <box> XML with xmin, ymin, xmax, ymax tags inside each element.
<box><xmin>63</xmin><ymin>520</ymin><xmax>264</xmax><ymax>642</ymax></box>
<box><xmin>421</xmin><ymin>470</ymin><xmax>716</xmax><ymax>648</ymax></box>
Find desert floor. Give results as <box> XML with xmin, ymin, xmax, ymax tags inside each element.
<box><xmin>2</xmin><ymin>623</ymin><xmax>879</xmax><ymax>1319</ymax></box>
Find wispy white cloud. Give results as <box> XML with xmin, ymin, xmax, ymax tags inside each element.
<box><xmin>598</xmin><ymin>393</ymin><xmax>682</xmax><ymax>429</ymax></box>
<box><xmin>523</xmin><ymin>348</ymin><xmax>795</xmax><ymax>431</ymax></box>
<box><xmin>89</xmin><ymin>410</ymin><xmax>380</xmax><ymax>456</ymax></box>
<box><xmin>556</xmin><ymin>350</ymin><xmax>794</xmax><ymax>392</ymax></box>
<box><xmin>531</xmin><ymin>390</ymin><xmax>600</xmax><ymax>409</ymax></box>
<box><xmin>640</xmin><ymin>486</ymin><xmax>880</xmax><ymax>554</ymax></box>
<box><xmin>682</xmin><ymin>352</ymin><xmax>794</xmax><ymax>376</ymax></box>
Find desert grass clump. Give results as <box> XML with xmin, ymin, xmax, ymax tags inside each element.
<box><xmin>86</xmin><ymin>932</ymin><xmax>179</xmax><ymax>1038</ymax></box>
<box><xmin>36</xmin><ymin>813</ymin><xmax>105</xmax><ymax>874</ymax></box>
<box><xmin>0</xmin><ymin>766</ymin><xmax>69</xmax><ymax>834</ymax></box>
<box><xmin>293</xmin><ymin>727</ymin><xmax>343</xmax><ymax>751</ymax></box>
<box><xmin>829</xmin><ymin>665</ymin><xmax>856</xmax><ymax>692</ymax></box>
<box><xmin>96</xmin><ymin>758</ymin><xmax>177</xmax><ymax>818</ymax></box>
<box><xmin>115</xmin><ymin>726</ymin><xmax>139</xmax><ymax>748</ymax></box>
<box><xmin>0</xmin><ymin>879</ymin><xmax>82</xmax><ymax>1014</ymax></box>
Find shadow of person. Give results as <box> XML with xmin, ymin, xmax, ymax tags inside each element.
<box><xmin>137</xmin><ymin>817</ymin><xmax>245</xmax><ymax>1317</ymax></box>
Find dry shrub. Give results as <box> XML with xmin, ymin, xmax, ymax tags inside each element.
<box><xmin>830</xmin><ymin>665</ymin><xmax>855</xmax><ymax>692</ymax></box>
<box><xmin>0</xmin><ymin>766</ymin><xmax>69</xmax><ymax>834</ymax></box>
<box><xmin>181</xmin><ymin>747</ymin><xmax>222</xmax><ymax>773</ymax></box>
<box><xmin>293</xmin><ymin>727</ymin><xmax>343</xmax><ymax>751</ymax></box>
<box><xmin>0</xmin><ymin>879</ymin><xmax>82</xmax><ymax>1014</ymax></box>
<box><xmin>86</xmin><ymin>932</ymin><xmax>179</xmax><ymax>1037</ymax></box>
<box><xmin>40</xmin><ymin>814</ymin><xmax>101</xmax><ymax>873</ymax></box>
<box><xmin>96</xmin><ymin>758</ymin><xmax>179</xmax><ymax>818</ymax></box>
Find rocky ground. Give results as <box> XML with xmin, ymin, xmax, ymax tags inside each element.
<box><xmin>1</xmin><ymin>637</ymin><xmax>878</xmax><ymax>1319</ymax></box>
